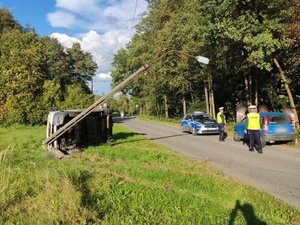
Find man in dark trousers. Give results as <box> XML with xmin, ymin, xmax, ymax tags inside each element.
<box><xmin>246</xmin><ymin>105</ymin><xmax>263</xmax><ymax>153</ymax></box>
<box><xmin>217</xmin><ymin>107</ymin><xmax>226</xmax><ymax>142</ymax></box>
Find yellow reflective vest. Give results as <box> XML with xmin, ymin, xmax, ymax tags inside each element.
<box><xmin>217</xmin><ymin>112</ymin><xmax>226</xmax><ymax>124</ymax></box>
<box><xmin>247</xmin><ymin>113</ymin><xmax>260</xmax><ymax>130</ymax></box>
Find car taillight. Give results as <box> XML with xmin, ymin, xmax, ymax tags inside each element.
<box><xmin>263</xmin><ymin>116</ymin><xmax>268</xmax><ymax>134</ymax></box>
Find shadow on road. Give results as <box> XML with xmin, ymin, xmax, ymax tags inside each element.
<box><xmin>150</xmin><ymin>133</ymin><xmax>189</xmax><ymax>140</ymax></box>
<box><xmin>113</xmin><ymin>131</ymin><xmax>146</xmax><ymax>140</ymax></box>
<box><xmin>113</xmin><ymin>132</ymin><xmax>189</xmax><ymax>145</ymax></box>
<box><xmin>228</xmin><ymin>200</ymin><xmax>267</xmax><ymax>225</ymax></box>
<box><xmin>113</xmin><ymin>116</ymin><xmax>136</xmax><ymax>123</ymax></box>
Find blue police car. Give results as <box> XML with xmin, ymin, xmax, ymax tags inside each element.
<box><xmin>233</xmin><ymin>112</ymin><xmax>295</xmax><ymax>146</ymax></box>
<box><xmin>181</xmin><ymin>112</ymin><xmax>219</xmax><ymax>135</ymax></box>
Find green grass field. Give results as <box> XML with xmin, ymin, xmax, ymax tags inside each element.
<box><xmin>0</xmin><ymin>124</ymin><xmax>300</xmax><ymax>224</ymax></box>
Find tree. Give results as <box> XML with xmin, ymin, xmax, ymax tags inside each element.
<box><xmin>58</xmin><ymin>84</ymin><xmax>94</xmax><ymax>110</ymax></box>
<box><xmin>110</xmin><ymin>0</ymin><xmax>299</xmax><ymax>121</ymax></box>
<box><xmin>0</xmin><ymin>8</ymin><xmax>99</xmax><ymax>125</ymax></box>
<box><xmin>0</xmin><ymin>30</ymin><xmax>47</xmax><ymax>124</ymax></box>
<box><xmin>66</xmin><ymin>43</ymin><xmax>98</xmax><ymax>91</ymax></box>
<box><xmin>0</xmin><ymin>8</ymin><xmax>21</xmax><ymax>34</ymax></box>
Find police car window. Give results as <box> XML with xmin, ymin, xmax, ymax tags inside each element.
<box><xmin>193</xmin><ymin>115</ymin><xmax>204</xmax><ymax>121</ymax></box>
<box><xmin>185</xmin><ymin>115</ymin><xmax>192</xmax><ymax>120</ymax></box>
<box><xmin>193</xmin><ymin>114</ymin><xmax>214</xmax><ymax>122</ymax></box>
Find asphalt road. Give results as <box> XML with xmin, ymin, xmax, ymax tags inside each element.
<box><xmin>120</xmin><ymin>118</ymin><xmax>300</xmax><ymax>209</ymax></box>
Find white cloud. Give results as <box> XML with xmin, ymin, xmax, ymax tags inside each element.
<box><xmin>47</xmin><ymin>0</ymin><xmax>148</xmax><ymax>33</ymax></box>
<box><xmin>51</xmin><ymin>33</ymin><xmax>80</xmax><ymax>48</ymax></box>
<box><xmin>48</xmin><ymin>0</ymin><xmax>148</xmax><ymax>93</ymax></box>
<box><xmin>55</xmin><ymin>0</ymin><xmax>100</xmax><ymax>15</ymax></box>
<box><xmin>47</xmin><ymin>11</ymin><xmax>79</xmax><ymax>28</ymax></box>
<box><xmin>80</xmin><ymin>30</ymin><xmax>130</xmax><ymax>72</ymax></box>
<box><xmin>51</xmin><ymin>30</ymin><xmax>129</xmax><ymax>82</ymax></box>
<box><xmin>97</xmin><ymin>72</ymin><xmax>112</xmax><ymax>81</ymax></box>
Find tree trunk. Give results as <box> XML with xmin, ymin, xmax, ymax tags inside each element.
<box><xmin>274</xmin><ymin>58</ymin><xmax>299</xmax><ymax>128</ymax></box>
<box><xmin>182</xmin><ymin>97</ymin><xmax>187</xmax><ymax>116</ymax></box>
<box><xmin>208</xmin><ymin>74</ymin><xmax>215</xmax><ymax>118</ymax></box>
<box><xmin>249</xmin><ymin>74</ymin><xmax>253</xmax><ymax>104</ymax></box>
<box><xmin>245</xmin><ymin>76</ymin><xmax>250</xmax><ymax>106</ymax></box>
<box><xmin>255</xmin><ymin>73</ymin><xmax>258</xmax><ymax>106</ymax></box>
<box><xmin>189</xmin><ymin>83</ymin><xmax>194</xmax><ymax>103</ymax></box>
<box><xmin>163</xmin><ymin>94</ymin><xmax>169</xmax><ymax>118</ymax></box>
<box><xmin>140</xmin><ymin>103</ymin><xmax>143</xmax><ymax>115</ymax></box>
<box><xmin>145</xmin><ymin>101</ymin><xmax>149</xmax><ymax>116</ymax></box>
<box><xmin>205</xmin><ymin>84</ymin><xmax>210</xmax><ymax>114</ymax></box>
<box><xmin>156</xmin><ymin>102</ymin><xmax>159</xmax><ymax>118</ymax></box>
<box><xmin>211</xmin><ymin>89</ymin><xmax>216</xmax><ymax>119</ymax></box>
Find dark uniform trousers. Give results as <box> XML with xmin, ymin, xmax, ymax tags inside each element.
<box><xmin>218</xmin><ymin>124</ymin><xmax>225</xmax><ymax>141</ymax></box>
<box><xmin>249</xmin><ymin>130</ymin><xmax>262</xmax><ymax>150</ymax></box>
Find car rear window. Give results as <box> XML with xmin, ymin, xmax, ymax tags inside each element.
<box><xmin>268</xmin><ymin>115</ymin><xmax>291</xmax><ymax>124</ymax></box>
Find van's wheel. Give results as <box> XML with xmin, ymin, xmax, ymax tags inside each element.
<box><xmin>181</xmin><ymin>125</ymin><xmax>185</xmax><ymax>133</ymax></box>
<box><xmin>233</xmin><ymin>131</ymin><xmax>241</xmax><ymax>142</ymax></box>
<box><xmin>192</xmin><ymin>127</ymin><xmax>197</xmax><ymax>136</ymax></box>
<box><xmin>260</xmin><ymin>135</ymin><xmax>266</xmax><ymax>147</ymax></box>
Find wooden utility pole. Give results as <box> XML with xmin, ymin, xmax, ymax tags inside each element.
<box><xmin>274</xmin><ymin>58</ymin><xmax>299</xmax><ymax>128</ymax></box>
<box><xmin>182</xmin><ymin>97</ymin><xmax>187</xmax><ymax>116</ymax></box>
<box><xmin>208</xmin><ymin>74</ymin><xmax>215</xmax><ymax>118</ymax></box>
<box><xmin>43</xmin><ymin>50</ymin><xmax>210</xmax><ymax>147</ymax></box>
<box><xmin>43</xmin><ymin>64</ymin><xmax>150</xmax><ymax>146</ymax></box>
<box><xmin>205</xmin><ymin>84</ymin><xmax>209</xmax><ymax>114</ymax></box>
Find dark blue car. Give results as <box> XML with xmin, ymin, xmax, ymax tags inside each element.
<box><xmin>233</xmin><ymin>112</ymin><xmax>295</xmax><ymax>146</ymax></box>
<box><xmin>181</xmin><ymin>112</ymin><xmax>219</xmax><ymax>135</ymax></box>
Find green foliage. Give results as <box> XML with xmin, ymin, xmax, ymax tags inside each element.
<box><xmin>0</xmin><ymin>8</ymin><xmax>21</xmax><ymax>34</ymax></box>
<box><xmin>0</xmin><ymin>9</ymin><xmax>97</xmax><ymax>125</ymax></box>
<box><xmin>111</xmin><ymin>0</ymin><xmax>299</xmax><ymax>119</ymax></box>
<box><xmin>58</xmin><ymin>84</ymin><xmax>94</xmax><ymax>110</ymax></box>
<box><xmin>0</xmin><ymin>124</ymin><xmax>299</xmax><ymax>224</ymax></box>
<box><xmin>66</xmin><ymin>43</ymin><xmax>98</xmax><ymax>86</ymax></box>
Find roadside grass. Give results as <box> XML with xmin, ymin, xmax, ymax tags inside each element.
<box><xmin>0</xmin><ymin>124</ymin><xmax>300</xmax><ymax>224</ymax></box>
<box><xmin>137</xmin><ymin>115</ymin><xmax>179</xmax><ymax>126</ymax></box>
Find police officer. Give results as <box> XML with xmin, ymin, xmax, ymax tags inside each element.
<box><xmin>217</xmin><ymin>107</ymin><xmax>226</xmax><ymax>142</ymax></box>
<box><xmin>246</xmin><ymin>105</ymin><xmax>263</xmax><ymax>153</ymax></box>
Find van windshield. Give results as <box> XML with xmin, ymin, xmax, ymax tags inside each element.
<box><xmin>268</xmin><ymin>115</ymin><xmax>290</xmax><ymax>124</ymax></box>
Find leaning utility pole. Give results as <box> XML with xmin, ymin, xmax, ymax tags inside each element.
<box><xmin>43</xmin><ymin>64</ymin><xmax>150</xmax><ymax>146</ymax></box>
<box><xmin>43</xmin><ymin>50</ymin><xmax>209</xmax><ymax>147</ymax></box>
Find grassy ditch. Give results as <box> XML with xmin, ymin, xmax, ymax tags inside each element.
<box><xmin>0</xmin><ymin>124</ymin><xmax>299</xmax><ymax>224</ymax></box>
<box><xmin>137</xmin><ymin>115</ymin><xmax>180</xmax><ymax>126</ymax></box>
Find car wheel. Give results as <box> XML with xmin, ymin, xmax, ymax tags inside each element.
<box><xmin>181</xmin><ymin>125</ymin><xmax>185</xmax><ymax>133</ymax></box>
<box><xmin>233</xmin><ymin>131</ymin><xmax>241</xmax><ymax>142</ymax></box>
<box><xmin>260</xmin><ymin>135</ymin><xmax>266</xmax><ymax>147</ymax></box>
<box><xmin>192</xmin><ymin>127</ymin><xmax>197</xmax><ymax>136</ymax></box>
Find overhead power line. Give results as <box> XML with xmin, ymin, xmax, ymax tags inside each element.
<box><xmin>130</xmin><ymin>0</ymin><xmax>138</xmax><ymax>38</ymax></box>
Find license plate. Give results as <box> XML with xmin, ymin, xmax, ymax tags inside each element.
<box><xmin>207</xmin><ymin>128</ymin><xmax>217</xmax><ymax>131</ymax></box>
<box><xmin>276</xmin><ymin>127</ymin><xmax>287</xmax><ymax>133</ymax></box>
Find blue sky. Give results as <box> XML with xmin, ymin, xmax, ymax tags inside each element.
<box><xmin>0</xmin><ymin>0</ymin><xmax>148</xmax><ymax>94</ymax></box>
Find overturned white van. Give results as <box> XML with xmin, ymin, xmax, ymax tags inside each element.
<box><xmin>46</xmin><ymin>109</ymin><xmax>113</xmax><ymax>154</ymax></box>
